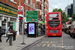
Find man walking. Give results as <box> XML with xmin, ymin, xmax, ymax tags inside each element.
<box><xmin>6</xmin><ymin>24</ymin><xmax>11</xmax><ymax>42</ymax></box>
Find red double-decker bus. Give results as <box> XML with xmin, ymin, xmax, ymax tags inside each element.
<box><xmin>46</xmin><ymin>12</ymin><xmax>62</xmax><ymax>36</ymax></box>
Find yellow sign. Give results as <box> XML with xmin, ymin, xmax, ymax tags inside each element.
<box><xmin>53</xmin><ymin>34</ymin><xmax>56</xmax><ymax>36</ymax></box>
<box><xmin>0</xmin><ymin>3</ymin><xmax>17</xmax><ymax>17</ymax></box>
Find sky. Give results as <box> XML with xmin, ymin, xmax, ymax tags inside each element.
<box><xmin>48</xmin><ymin>0</ymin><xmax>73</xmax><ymax>12</ymax></box>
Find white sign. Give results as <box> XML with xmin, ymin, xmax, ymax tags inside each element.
<box><xmin>18</xmin><ymin>6</ymin><xmax>23</xmax><ymax>10</ymax></box>
<box><xmin>0</xmin><ymin>20</ymin><xmax>2</xmax><ymax>26</ymax></box>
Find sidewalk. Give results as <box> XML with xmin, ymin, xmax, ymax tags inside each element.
<box><xmin>0</xmin><ymin>35</ymin><xmax>45</xmax><ymax>50</ymax></box>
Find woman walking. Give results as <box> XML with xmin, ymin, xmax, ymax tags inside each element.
<box><xmin>6</xmin><ymin>26</ymin><xmax>13</xmax><ymax>42</ymax></box>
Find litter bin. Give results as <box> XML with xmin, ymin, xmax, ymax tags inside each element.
<box><xmin>7</xmin><ymin>33</ymin><xmax>13</xmax><ymax>46</ymax></box>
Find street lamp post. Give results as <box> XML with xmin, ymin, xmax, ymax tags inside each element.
<box><xmin>21</xmin><ymin>5</ymin><xmax>25</xmax><ymax>44</ymax></box>
<box><xmin>43</xmin><ymin>0</ymin><xmax>45</xmax><ymax>35</ymax></box>
<box><xmin>19</xmin><ymin>0</ymin><xmax>25</xmax><ymax>44</ymax></box>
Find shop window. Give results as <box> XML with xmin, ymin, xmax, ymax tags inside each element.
<box><xmin>10</xmin><ymin>18</ymin><xmax>16</xmax><ymax>22</ymax></box>
<box><xmin>9</xmin><ymin>0</ymin><xmax>17</xmax><ymax>4</ymax></box>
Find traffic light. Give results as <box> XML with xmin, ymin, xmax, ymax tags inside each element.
<box><xmin>19</xmin><ymin>16</ymin><xmax>23</xmax><ymax>22</ymax></box>
<box><xmin>19</xmin><ymin>17</ymin><xmax>23</xmax><ymax>20</ymax></box>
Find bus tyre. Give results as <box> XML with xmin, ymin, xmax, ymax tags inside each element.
<box><xmin>60</xmin><ymin>36</ymin><xmax>62</xmax><ymax>37</ymax></box>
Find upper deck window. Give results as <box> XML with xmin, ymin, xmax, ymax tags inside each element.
<box><xmin>49</xmin><ymin>14</ymin><xmax>59</xmax><ymax>17</ymax></box>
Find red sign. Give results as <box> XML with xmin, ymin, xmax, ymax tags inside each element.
<box><xmin>22</xmin><ymin>3</ymin><xmax>25</xmax><ymax>6</ymax></box>
<box><xmin>18</xmin><ymin>6</ymin><xmax>23</xmax><ymax>10</ymax></box>
<box><xmin>32</xmin><ymin>19</ymin><xmax>34</xmax><ymax>21</ymax></box>
<box><xmin>18</xmin><ymin>12</ymin><xmax>23</xmax><ymax>14</ymax></box>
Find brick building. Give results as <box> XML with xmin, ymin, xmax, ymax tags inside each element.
<box><xmin>0</xmin><ymin>0</ymin><xmax>49</xmax><ymax>35</ymax></box>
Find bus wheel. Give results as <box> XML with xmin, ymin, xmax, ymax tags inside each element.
<box><xmin>60</xmin><ymin>36</ymin><xmax>62</xmax><ymax>37</ymax></box>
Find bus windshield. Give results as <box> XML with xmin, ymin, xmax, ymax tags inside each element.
<box><xmin>49</xmin><ymin>14</ymin><xmax>59</xmax><ymax>17</ymax></box>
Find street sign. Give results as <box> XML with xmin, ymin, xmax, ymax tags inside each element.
<box><xmin>18</xmin><ymin>6</ymin><xmax>23</xmax><ymax>10</ymax></box>
<box><xmin>18</xmin><ymin>6</ymin><xmax>23</xmax><ymax>14</ymax></box>
<box><xmin>26</xmin><ymin>11</ymin><xmax>38</xmax><ymax>22</ymax></box>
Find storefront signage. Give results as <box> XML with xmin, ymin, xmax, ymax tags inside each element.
<box><xmin>0</xmin><ymin>3</ymin><xmax>17</xmax><ymax>17</ymax></box>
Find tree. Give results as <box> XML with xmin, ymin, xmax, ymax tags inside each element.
<box><xmin>52</xmin><ymin>8</ymin><xmax>69</xmax><ymax>23</ymax></box>
<box><xmin>53</xmin><ymin>8</ymin><xmax>58</xmax><ymax>12</ymax></box>
<box><xmin>72</xmin><ymin>14</ymin><xmax>75</xmax><ymax>21</ymax></box>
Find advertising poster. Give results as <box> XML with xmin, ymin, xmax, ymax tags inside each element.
<box><xmin>29</xmin><ymin>23</ymin><xmax>35</xmax><ymax>34</ymax></box>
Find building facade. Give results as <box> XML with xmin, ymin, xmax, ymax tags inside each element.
<box><xmin>0</xmin><ymin>0</ymin><xmax>49</xmax><ymax>35</ymax></box>
<box><xmin>73</xmin><ymin>0</ymin><xmax>75</xmax><ymax>14</ymax></box>
<box><xmin>0</xmin><ymin>0</ymin><xmax>19</xmax><ymax>35</ymax></box>
<box><xmin>65</xmin><ymin>4</ymin><xmax>73</xmax><ymax>17</ymax></box>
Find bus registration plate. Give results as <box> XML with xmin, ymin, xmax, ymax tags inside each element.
<box><xmin>50</xmin><ymin>30</ymin><xmax>59</xmax><ymax>33</ymax></box>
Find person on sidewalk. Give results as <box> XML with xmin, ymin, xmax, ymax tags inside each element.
<box><xmin>13</xmin><ymin>30</ymin><xmax>17</xmax><ymax>41</ymax></box>
<box><xmin>24</xmin><ymin>28</ymin><xmax>27</xmax><ymax>35</ymax></box>
<box><xmin>0</xmin><ymin>26</ymin><xmax>5</xmax><ymax>42</ymax></box>
<box><xmin>9</xmin><ymin>26</ymin><xmax>16</xmax><ymax>41</ymax></box>
<box><xmin>6</xmin><ymin>24</ymin><xmax>11</xmax><ymax>42</ymax></box>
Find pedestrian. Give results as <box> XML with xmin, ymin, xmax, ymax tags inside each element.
<box><xmin>9</xmin><ymin>26</ymin><xmax>16</xmax><ymax>41</ymax></box>
<box><xmin>6</xmin><ymin>24</ymin><xmax>11</xmax><ymax>42</ymax></box>
<box><xmin>0</xmin><ymin>26</ymin><xmax>5</xmax><ymax>42</ymax></box>
<box><xmin>13</xmin><ymin>30</ymin><xmax>17</xmax><ymax>41</ymax></box>
<box><xmin>24</xmin><ymin>28</ymin><xmax>27</xmax><ymax>35</ymax></box>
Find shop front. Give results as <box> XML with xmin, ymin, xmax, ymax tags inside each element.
<box><xmin>0</xmin><ymin>2</ymin><xmax>19</xmax><ymax>36</ymax></box>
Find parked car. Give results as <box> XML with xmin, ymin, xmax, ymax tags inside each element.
<box><xmin>69</xmin><ymin>21</ymin><xmax>75</xmax><ymax>38</ymax></box>
<box><xmin>65</xmin><ymin>24</ymin><xmax>71</xmax><ymax>34</ymax></box>
<box><xmin>62</xmin><ymin>22</ymin><xmax>71</xmax><ymax>33</ymax></box>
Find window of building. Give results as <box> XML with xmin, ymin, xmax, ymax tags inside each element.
<box><xmin>9</xmin><ymin>0</ymin><xmax>17</xmax><ymax>4</ymax></box>
<box><xmin>40</xmin><ymin>5</ymin><xmax>41</xmax><ymax>9</ymax></box>
<box><xmin>10</xmin><ymin>0</ymin><xmax>14</xmax><ymax>2</ymax></box>
<box><xmin>30</xmin><ymin>0</ymin><xmax>32</xmax><ymax>5</ymax></box>
<box><xmin>33</xmin><ymin>2</ymin><xmax>35</xmax><ymax>8</ymax></box>
<box><xmin>26</xmin><ymin>0</ymin><xmax>28</xmax><ymax>4</ymax></box>
<box><xmin>37</xmin><ymin>4</ymin><xmax>39</xmax><ymax>9</ymax></box>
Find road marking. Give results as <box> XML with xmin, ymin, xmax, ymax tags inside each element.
<box><xmin>45</xmin><ymin>41</ymin><xmax>49</xmax><ymax>43</ymax></box>
<box><xmin>47</xmin><ymin>44</ymin><xmax>51</xmax><ymax>47</ymax></box>
<box><xmin>62</xmin><ymin>40</ymin><xmax>63</xmax><ymax>42</ymax></box>
<box><xmin>62</xmin><ymin>46</ymin><xmax>64</xmax><ymax>48</ymax></box>
<box><xmin>62</xmin><ymin>43</ymin><xmax>63</xmax><ymax>45</ymax></box>
<box><xmin>16</xmin><ymin>35</ymin><xmax>19</xmax><ymax>37</ymax></box>
<box><xmin>42</xmin><ymin>44</ymin><xmax>46</xmax><ymax>47</ymax></box>
<box><xmin>50</xmin><ymin>41</ymin><xmax>53</xmax><ymax>43</ymax></box>
<box><xmin>52</xmin><ymin>44</ymin><xmax>56</xmax><ymax>47</ymax></box>
<box><xmin>41</xmin><ymin>41</ymin><xmax>44</xmax><ymax>43</ymax></box>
